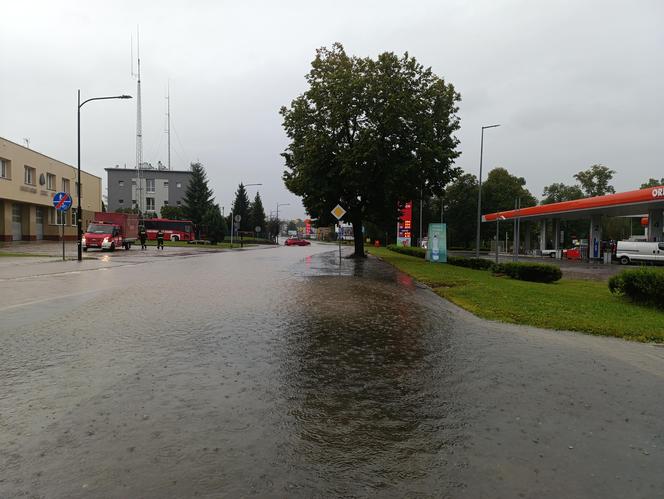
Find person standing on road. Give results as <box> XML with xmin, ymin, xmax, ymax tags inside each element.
<box><xmin>156</xmin><ymin>229</ymin><xmax>164</xmax><ymax>250</ymax></box>
<box><xmin>139</xmin><ymin>226</ymin><xmax>147</xmax><ymax>250</ymax></box>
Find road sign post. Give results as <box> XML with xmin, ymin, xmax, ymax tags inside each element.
<box><xmin>53</xmin><ymin>192</ymin><xmax>72</xmax><ymax>261</ymax></box>
<box><xmin>331</xmin><ymin>204</ymin><xmax>346</xmax><ymax>265</ymax></box>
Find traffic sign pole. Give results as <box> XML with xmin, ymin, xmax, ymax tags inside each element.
<box><xmin>53</xmin><ymin>192</ymin><xmax>72</xmax><ymax>261</ymax></box>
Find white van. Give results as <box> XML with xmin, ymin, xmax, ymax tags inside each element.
<box><xmin>615</xmin><ymin>241</ymin><xmax>664</xmax><ymax>265</ymax></box>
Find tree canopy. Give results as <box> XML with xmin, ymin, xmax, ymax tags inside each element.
<box><xmin>182</xmin><ymin>162</ymin><xmax>214</xmax><ymax>235</ymax></box>
<box><xmin>574</xmin><ymin>164</ymin><xmax>615</xmax><ymax>197</ymax></box>
<box><xmin>160</xmin><ymin>205</ymin><xmax>187</xmax><ymax>220</ymax></box>
<box><xmin>202</xmin><ymin>204</ymin><xmax>226</xmax><ymax>244</ymax></box>
<box><xmin>541</xmin><ymin>182</ymin><xmax>584</xmax><ymax>204</ymax></box>
<box><xmin>640</xmin><ymin>178</ymin><xmax>664</xmax><ymax>189</ymax></box>
<box><xmin>280</xmin><ymin>43</ymin><xmax>461</xmax><ymax>256</ymax></box>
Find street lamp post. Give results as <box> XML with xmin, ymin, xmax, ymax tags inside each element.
<box><xmin>77</xmin><ymin>90</ymin><xmax>132</xmax><ymax>261</ymax></box>
<box><xmin>475</xmin><ymin>124</ymin><xmax>500</xmax><ymax>258</ymax></box>
<box><xmin>275</xmin><ymin>203</ymin><xmax>290</xmax><ymax>244</ymax></box>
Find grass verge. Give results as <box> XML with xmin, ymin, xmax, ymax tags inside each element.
<box><xmin>369</xmin><ymin>247</ymin><xmax>664</xmax><ymax>342</ymax></box>
<box><xmin>0</xmin><ymin>252</ymin><xmax>53</xmax><ymax>258</ymax></box>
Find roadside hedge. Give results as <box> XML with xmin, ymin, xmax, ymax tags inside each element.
<box><xmin>447</xmin><ymin>256</ymin><xmax>494</xmax><ymax>270</ymax></box>
<box><xmin>493</xmin><ymin>262</ymin><xmax>562</xmax><ymax>283</ymax></box>
<box><xmin>609</xmin><ymin>268</ymin><xmax>664</xmax><ymax>308</ymax></box>
<box><xmin>387</xmin><ymin>244</ymin><xmax>426</xmax><ymax>258</ymax></box>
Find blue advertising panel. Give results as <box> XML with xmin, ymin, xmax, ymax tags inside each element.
<box><xmin>425</xmin><ymin>223</ymin><xmax>447</xmax><ymax>263</ymax></box>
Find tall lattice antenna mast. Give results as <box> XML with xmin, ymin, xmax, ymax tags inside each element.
<box><xmin>132</xmin><ymin>27</ymin><xmax>144</xmax><ymax>216</ymax></box>
<box><xmin>166</xmin><ymin>80</ymin><xmax>171</xmax><ymax>170</ymax></box>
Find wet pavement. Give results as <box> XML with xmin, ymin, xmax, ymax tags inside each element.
<box><xmin>1</xmin><ymin>243</ymin><xmax>663</xmax><ymax>498</ymax></box>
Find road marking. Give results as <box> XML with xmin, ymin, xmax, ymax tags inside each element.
<box><xmin>0</xmin><ymin>290</ymin><xmax>99</xmax><ymax>312</ymax></box>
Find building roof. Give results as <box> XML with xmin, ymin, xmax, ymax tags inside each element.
<box><xmin>482</xmin><ymin>186</ymin><xmax>664</xmax><ymax>222</ymax></box>
<box><xmin>105</xmin><ymin>167</ymin><xmax>192</xmax><ymax>174</ymax></box>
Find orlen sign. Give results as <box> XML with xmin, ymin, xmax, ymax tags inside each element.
<box><xmin>652</xmin><ymin>188</ymin><xmax>664</xmax><ymax>198</ymax></box>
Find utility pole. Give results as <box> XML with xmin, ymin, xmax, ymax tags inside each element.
<box><xmin>475</xmin><ymin>124</ymin><xmax>501</xmax><ymax>257</ymax></box>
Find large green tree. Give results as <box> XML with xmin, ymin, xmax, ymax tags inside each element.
<box><xmin>248</xmin><ymin>191</ymin><xmax>267</xmax><ymax>234</ymax></box>
<box><xmin>541</xmin><ymin>182</ymin><xmax>584</xmax><ymax>204</ymax></box>
<box><xmin>640</xmin><ymin>178</ymin><xmax>664</xmax><ymax>189</ymax></box>
<box><xmin>574</xmin><ymin>164</ymin><xmax>615</xmax><ymax>197</ymax></box>
<box><xmin>442</xmin><ymin>173</ymin><xmax>479</xmax><ymax>248</ymax></box>
<box><xmin>182</xmin><ymin>162</ymin><xmax>214</xmax><ymax>237</ymax></box>
<box><xmin>481</xmin><ymin>167</ymin><xmax>536</xmax><ymax>245</ymax></box>
<box><xmin>229</xmin><ymin>183</ymin><xmax>251</xmax><ymax>232</ymax></box>
<box><xmin>280</xmin><ymin>43</ymin><xmax>461</xmax><ymax>257</ymax></box>
<box><xmin>202</xmin><ymin>204</ymin><xmax>227</xmax><ymax>244</ymax></box>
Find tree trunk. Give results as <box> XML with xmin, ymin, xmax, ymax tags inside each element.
<box><xmin>351</xmin><ymin>217</ymin><xmax>366</xmax><ymax>258</ymax></box>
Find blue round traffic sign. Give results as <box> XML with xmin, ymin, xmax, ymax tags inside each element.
<box><xmin>53</xmin><ymin>192</ymin><xmax>72</xmax><ymax>211</ymax></box>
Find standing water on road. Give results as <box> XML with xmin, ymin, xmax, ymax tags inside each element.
<box><xmin>1</xmin><ymin>244</ymin><xmax>662</xmax><ymax>498</ymax></box>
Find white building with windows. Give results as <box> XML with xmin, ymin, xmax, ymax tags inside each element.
<box><xmin>0</xmin><ymin>137</ymin><xmax>101</xmax><ymax>241</ymax></box>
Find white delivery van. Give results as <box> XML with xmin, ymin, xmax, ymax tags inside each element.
<box><xmin>615</xmin><ymin>241</ymin><xmax>664</xmax><ymax>265</ymax></box>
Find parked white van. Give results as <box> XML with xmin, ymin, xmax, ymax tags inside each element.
<box><xmin>615</xmin><ymin>241</ymin><xmax>664</xmax><ymax>265</ymax></box>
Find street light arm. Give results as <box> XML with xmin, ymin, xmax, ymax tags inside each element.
<box><xmin>79</xmin><ymin>95</ymin><xmax>132</xmax><ymax>109</ymax></box>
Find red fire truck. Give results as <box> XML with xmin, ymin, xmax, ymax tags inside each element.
<box><xmin>82</xmin><ymin>212</ymin><xmax>139</xmax><ymax>251</ymax></box>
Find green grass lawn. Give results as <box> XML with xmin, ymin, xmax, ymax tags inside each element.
<box><xmin>369</xmin><ymin>247</ymin><xmax>664</xmax><ymax>342</ymax></box>
<box><xmin>0</xmin><ymin>252</ymin><xmax>53</xmax><ymax>258</ymax></box>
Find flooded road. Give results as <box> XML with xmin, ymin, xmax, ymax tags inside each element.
<box><xmin>1</xmin><ymin>243</ymin><xmax>663</xmax><ymax>498</ymax></box>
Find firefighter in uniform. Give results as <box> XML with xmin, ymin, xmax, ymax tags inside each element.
<box><xmin>139</xmin><ymin>226</ymin><xmax>147</xmax><ymax>250</ymax></box>
<box><xmin>156</xmin><ymin>229</ymin><xmax>164</xmax><ymax>250</ymax></box>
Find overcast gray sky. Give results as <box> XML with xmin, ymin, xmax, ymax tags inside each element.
<box><xmin>2</xmin><ymin>0</ymin><xmax>662</xmax><ymax>219</ymax></box>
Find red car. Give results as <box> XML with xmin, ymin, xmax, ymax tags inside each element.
<box><xmin>285</xmin><ymin>238</ymin><xmax>311</xmax><ymax>246</ymax></box>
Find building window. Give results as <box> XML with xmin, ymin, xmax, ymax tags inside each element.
<box><xmin>46</xmin><ymin>173</ymin><xmax>56</xmax><ymax>190</ymax></box>
<box><xmin>62</xmin><ymin>178</ymin><xmax>70</xmax><ymax>193</ymax></box>
<box><xmin>132</xmin><ymin>180</ymin><xmax>136</xmax><ymax>186</ymax></box>
<box><xmin>24</xmin><ymin>165</ymin><xmax>36</xmax><ymax>185</ymax></box>
<box><xmin>176</xmin><ymin>200</ymin><xmax>181</xmax><ymax>206</ymax></box>
<box><xmin>50</xmin><ymin>208</ymin><xmax>67</xmax><ymax>225</ymax></box>
<box><xmin>176</xmin><ymin>182</ymin><xmax>182</xmax><ymax>188</ymax></box>
<box><xmin>36</xmin><ymin>207</ymin><xmax>44</xmax><ymax>224</ymax></box>
<box><xmin>163</xmin><ymin>200</ymin><xmax>169</xmax><ymax>206</ymax></box>
<box><xmin>146</xmin><ymin>179</ymin><xmax>155</xmax><ymax>193</ymax></box>
<box><xmin>71</xmin><ymin>209</ymin><xmax>77</xmax><ymax>226</ymax></box>
<box><xmin>146</xmin><ymin>197</ymin><xmax>155</xmax><ymax>211</ymax></box>
<box><xmin>0</xmin><ymin>158</ymin><xmax>10</xmax><ymax>179</ymax></box>
<box><xmin>12</xmin><ymin>204</ymin><xmax>22</xmax><ymax>223</ymax></box>
<box><xmin>119</xmin><ymin>180</ymin><xmax>124</xmax><ymax>186</ymax></box>
<box><xmin>118</xmin><ymin>199</ymin><xmax>124</xmax><ymax>204</ymax></box>
<box><xmin>163</xmin><ymin>181</ymin><xmax>169</xmax><ymax>187</ymax></box>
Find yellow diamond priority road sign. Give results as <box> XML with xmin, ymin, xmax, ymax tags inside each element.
<box><xmin>331</xmin><ymin>204</ymin><xmax>346</xmax><ymax>220</ymax></box>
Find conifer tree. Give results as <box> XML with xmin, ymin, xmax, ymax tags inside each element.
<box><xmin>229</xmin><ymin>183</ymin><xmax>251</xmax><ymax>232</ymax></box>
<box><xmin>248</xmin><ymin>191</ymin><xmax>267</xmax><ymax>234</ymax></box>
<box><xmin>182</xmin><ymin>162</ymin><xmax>214</xmax><ymax>238</ymax></box>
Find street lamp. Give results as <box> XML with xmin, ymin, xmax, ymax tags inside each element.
<box><xmin>77</xmin><ymin>90</ymin><xmax>132</xmax><ymax>261</ymax></box>
<box><xmin>475</xmin><ymin>124</ymin><xmax>501</xmax><ymax>258</ymax></box>
<box><xmin>275</xmin><ymin>203</ymin><xmax>290</xmax><ymax>244</ymax></box>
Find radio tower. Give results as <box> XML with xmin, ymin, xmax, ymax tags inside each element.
<box><xmin>132</xmin><ymin>28</ymin><xmax>144</xmax><ymax>217</ymax></box>
<box><xmin>166</xmin><ymin>80</ymin><xmax>171</xmax><ymax>170</ymax></box>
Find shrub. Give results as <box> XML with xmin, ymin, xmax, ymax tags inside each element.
<box><xmin>608</xmin><ymin>268</ymin><xmax>664</xmax><ymax>308</ymax></box>
<box><xmin>386</xmin><ymin>244</ymin><xmax>426</xmax><ymax>258</ymax></box>
<box><xmin>493</xmin><ymin>262</ymin><xmax>562</xmax><ymax>283</ymax></box>
<box><xmin>448</xmin><ymin>256</ymin><xmax>494</xmax><ymax>270</ymax></box>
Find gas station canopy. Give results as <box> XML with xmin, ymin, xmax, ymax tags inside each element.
<box><xmin>482</xmin><ymin>185</ymin><xmax>664</xmax><ymax>222</ymax></box>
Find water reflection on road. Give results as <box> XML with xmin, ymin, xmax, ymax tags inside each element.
<box><xmin>1</xmin><ymin>245</ymin><xmax>662</xmax><ymax>498</ymax></box>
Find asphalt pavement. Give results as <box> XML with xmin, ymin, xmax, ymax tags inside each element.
<box><xmin>1</xmin><ymin>242</ymin><xmax>662</xmax><ymax>498</ymax></box>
